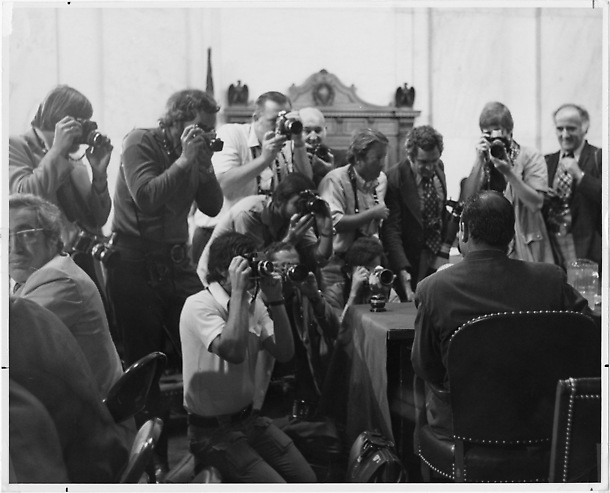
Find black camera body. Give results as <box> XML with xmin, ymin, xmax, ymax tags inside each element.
<box><xmin>245</xmin><ymin>252</ymin><xmax>274</xmax><ymax>279</ymax></box>
<box><xmin>484</xmin><ymin>132</ymin><xmax>511</xmax><ymax>160</ymax></box>
<box><xmin>91</xmin><ymin>233</ymin><xmax>120</xmax><ymax>268</ymax></box>
<box><xmin>76</xmin><ymin>119</ymin><xmax>109</xmax><ymax>148</ymax></box>
<box><xmin>195</xmin><ymin>124</ymin><xmax>224</xmax><ymax>152</ymax></box>
<box><xmin>297</xmin><ymin>190</ymin><xmax>327</xmax><ymax>215</ymax></box>
<box><xmin>285</xmin><ymin>264</ymin><xmax>309</xmax><ymax>283</ymax></box>
<box><xmin>275</xmin><ymin>111</ymin><xmax>303</xmax><ymax>138</ymax></box>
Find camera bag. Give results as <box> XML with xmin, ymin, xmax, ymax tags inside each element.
<box><xmin>346</xmin><ymin>430</ymin><xmax>408</xmax><ymax>482</ymax></box>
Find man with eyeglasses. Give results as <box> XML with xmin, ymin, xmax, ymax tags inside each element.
<box><xmin>381</xmin><ymin>125</ymin><xmax>449</xmax><ymax>301</ymax></box>
<box><xmin>8</xmin><ymin>193</ymin><xmax>123</xmax><ymax>398</ymax></box>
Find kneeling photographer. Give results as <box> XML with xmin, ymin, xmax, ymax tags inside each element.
<box><xmin>460</xmin><ymin>101</ymin><xmax>553</xmax><ymax>263</ymax></box>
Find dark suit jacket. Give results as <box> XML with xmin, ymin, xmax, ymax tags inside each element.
<box><xmin>411</xmin><ymin>249</ymin><xmax>590</xmax><ymax>436</ymax></box>
<box><xmin>381</xmin><ymin>159</ymin><xmax>447</xmax><ymax>283</ymax></box>
<box><xmin>545</xmin><ymin>142</ymin><xmax>602</xmax><ymax>267</ymax></box>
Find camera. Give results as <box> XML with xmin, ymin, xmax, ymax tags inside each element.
<box><xmin>91</xmin><ymin>233</ymin><xmax>120</xmax><ymax>268</ymax></box>
<box><xmin>275</xmin><ymin>111</ymin><xmax>303</xmax><ymax>138</ymax></box>
<box><xmin>369</xmin><ymin>267</ymin><xmax>395</xmax><ymax>287</ymax></box>
<box><xmin>195</xmin><ymin>124</ymin><xmax>224</xmax><ymax>152</ymax></box>
<box><xmin>245</xmin><ymin>252</ymin><xmax>275</xmax><ymax>279</ymax></box>
<box><xmin>284</xmin><ymin>264</ymin><xmax>310</xmax><ymax>283</ymax></box>
<box><xmin>76</xmin><ymin>119</ymin><xmax>109</xmax><ymax>148</ymax></box>
<box><xmin>297</xmin><ymin>190</ymin><xmax>327</xmax><ymax>215</ymax></box>
<box><xmin>484</xmin><ymin>131</ymin><xmax>510</xmax><ymax>160</ymax></box>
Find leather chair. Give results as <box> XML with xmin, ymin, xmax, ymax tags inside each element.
<box><xmin>415</xmin><ymin>311</ymin><xmax>600</xmax><ymax>483</ymax></box>
<box><xmin>120</xmin><ymin>417</ymin><xmax>163</xmax><ymax>483</ymax></box>
<box><xmin>549</xmin><ymin>377</ymin><xmax>601</xmax><ymax>482</ymax></box>
<box><xmin>104</xmin><ymin>351</ymin><xmax>167</xmax><ymax>423</ymax></box>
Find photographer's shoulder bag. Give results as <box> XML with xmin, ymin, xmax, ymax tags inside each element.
<box><xmin>346</xmin><ymin>430</ymin><xmax>408</xmax><ymax>483</ymax></box>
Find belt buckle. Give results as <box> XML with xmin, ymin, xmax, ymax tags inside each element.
<box><xmin>169</xmin><ymin>244</ymin><xmax>185</xmax><ymax>264</ymax></box>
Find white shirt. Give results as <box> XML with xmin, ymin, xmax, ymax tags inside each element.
<box><xmin>180</xmin><ymin>282</ymin><xmax>274</xmax><ymax>416</ymax></box>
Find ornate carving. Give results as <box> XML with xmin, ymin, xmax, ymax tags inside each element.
<box><xmin>228</xmin><ymin>80</ymin><xmax>249</xmax><ymax>106</ymax></box>
<box><xmin>395</xmin><ymin>83</ymin><xmax>415</xmax><ymax>107</ymax></box>
<box><xmin>313</xmin><ymin>81</ymin><xmax>335</xmax><ymax>106</ymax></box>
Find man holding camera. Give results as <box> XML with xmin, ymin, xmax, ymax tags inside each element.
<box><xmin>9</xmin><ymin>85</ymin><xmax>113</xmax><ymax>292</ymax></box>
<box><xmin>544</xmin><ymin>104</ymin><xmax>602</xmax><ymax>272</ymax></box>
<box><xmin>300</xmin><ymin>107</ymin><xmax>335</xmax><ymax>186</ymax></box>
<box><xmin>191</xmin><ymin>91</ymin><xmax>313</xmax><ymax>263</ymax></box>
<box><xmin>381</xmin><ymin>125</ymin><xmax>448</xmax><ymax>301</ymax></box>
<box><xmin>197</xmin><ymin>172</ymin><xmax>333</xmax><ymax>285</ymax></box>
<box><xmin>460</xmin><ymin>101</ymin><xmax>553</xmax><ymax>263</ymax></box>
<box><xmin>180</xmin><ymin>232</ymin><xmax>316</xmax><ymax>483</ymax></box>
<box><xmin>108</xmin><ymin>88</ymin><xmax>223</xmax><ymax>480</ymax></box>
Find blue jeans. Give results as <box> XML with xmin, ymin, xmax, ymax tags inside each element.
<box><xmin>188</xmin><ymin>414</ymin><xmax>316</xmax><ymax>483</ymax></box>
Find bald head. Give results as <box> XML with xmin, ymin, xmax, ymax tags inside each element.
<box><xmin>300</xmin><ymin>107</ymin><xmax>327</xmax><ymax>145</ymax></box>
<box><xmin>460</xmin><ymin>191</ymin><xmax>515</xmax><ymax>252</ymax></box>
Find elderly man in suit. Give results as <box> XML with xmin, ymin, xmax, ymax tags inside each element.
<box><xmin>544</xmin><ymin>103</ymin><xmax>602</xmax><ymax>273</ymax></box>
<box><xmin>9</xmin><ymin>193</ymin><xmax>123</xmax><ymax>397</ymax></box>
<box><xmin>381</xmin><ymin>125</ymin><xmax>448</xmax><ymax>301</ymax></box>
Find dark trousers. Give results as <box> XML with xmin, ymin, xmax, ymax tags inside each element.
<box><xmin>188</xmin><ymin>415</ymin><xmax>316</xmax><ymax>483</ymax></box>
<box><xmin>107</xmin><ymin>250</ymin><xmax>203</xmax><ymax>459</ymax></box>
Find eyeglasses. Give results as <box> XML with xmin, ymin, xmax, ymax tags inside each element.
<box><xmin>9</xmin><ymin>228</ymin><xmax>46</xmax><ymax>245</ymax></box>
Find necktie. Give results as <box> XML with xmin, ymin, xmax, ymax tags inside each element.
<box><xmin>422</xmin><ymin>176</ymin><xmax>442</xmax><ymax>254</ymax></box>
<box><xmin>556</xmin><ymin>152</ymin><xmax>574</xmax><ymax>201</ymax></box>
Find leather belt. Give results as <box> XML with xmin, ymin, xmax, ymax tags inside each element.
<box><xmin>113</xmin><ymin>233</ymin><xmax>187</xmax><ymax>263</ymax></box>
<box><xmin>188</xmin><ymin>403</ymin><xmax>253</xmax><ymax>428</ymax></box>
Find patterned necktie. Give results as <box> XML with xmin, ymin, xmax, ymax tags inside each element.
<box><xmin>422</xmin><ymin>176</ymin><xmax>442</xmax><ymax>254</ymax></box>
<box><xmin>556</xmin><ymin>152</ymin><xmax>574</xmax><ymax>201</ymax></box>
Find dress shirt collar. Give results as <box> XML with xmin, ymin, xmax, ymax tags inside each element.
<box><xmin>208</xmin><ymin>281</ymin><xmax>231</xmax><ymax>311</ymax></box>
<box><xmin>562</xmin><ymin>139</ymin><xmax>586</xmax><ymax>163</ymax></box>
<box><xmin>462</xmin><ymin>249</ymin><xmax>508</xmax><ymax>262</ymax></box>
<box><xmin>247</xmin><ymin>123</ymin><xmax>260</xmax><ymax>150</ymax></box>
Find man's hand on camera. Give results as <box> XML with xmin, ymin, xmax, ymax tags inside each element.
<box><xmin>229</xmin><ymin>256</ymin><xmax>252</xmax><ymax>294</ymax></box>
<box><xmin>475</xmin><ymin>135</ymin><xmax>492</xmax><ymax>161</ymax></box>
<box><xmin>86</xmin><ymin>139</ymin><xmax>113</xmax><ymax>178</ymax></box>
<box><xmin>283</xmin><ymin>213</ymin><xmax>315</xmax><ymax>245</ymax></box>
<box><xmin>177</xmin><ymin>124</ymin><xmax>206</xmax><ymax>169</ymax></box>
<box><xmin>489</xmin><ymin>154</ymin><xmax>512</xmax><ymax>175</ymax></box>
<box><xmin>50</xmin><ymin>116</ymin><xmax>80</xmax><ymax>157</ymax></box>
<box><xmin>296</xmin><ymin>272</ymin><xmax>320</xmax><ymax>300</ymax></box>
<box><xmin>261</xmin><ymin>131</ymin><xmax>287</xmax><ymax>163</ymax></box>
<box><xmin>259</xmin><ymin>272</ymin><xmax>284</xmax><ymax>303</ymax></box>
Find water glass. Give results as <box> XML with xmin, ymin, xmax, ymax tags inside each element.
<box><xmin>567</xmin><ymin>259</ymin><xmax>599</xmax><ymax>309</ymax></box>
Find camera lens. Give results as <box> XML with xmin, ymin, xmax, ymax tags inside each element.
<box><xmin>286</xmin><ymin>265</ymin><xmax>309</xmax><ymax>283</ymax></box>
<box><xmin>286</xmin><ymin>120</ymin><xmax>303</xmax><ymax>135</ymax></box>
<box><xmin>377</xmin><ymin>269</ymin><xmax>395</xmax><ymax>286</ymax></box>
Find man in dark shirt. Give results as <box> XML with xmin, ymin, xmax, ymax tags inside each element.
<box><xmin>412</xmin><ymin>190</ymin><xmax>591</xmax><ymax>438</ymax></box>
<box><xmin>108</xmin><ymin>88</ymin><xmax>223</xmax><ymax>479</ymax></box>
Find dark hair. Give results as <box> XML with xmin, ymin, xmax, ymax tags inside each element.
<box><xmin>254</xmin><ymin>91</ymin><xmax>291</xmax><ymax>119</ymax></box>
<box><xmin>461</xmin><ymin>190</ymin><xmax>515</xmax><ymax>250</ymax></box>
<box><xmin>159</xmin><ymin>89</ymin><xmax>220</xmax><ymax>128</ymax></box>
<box><xmin>344</xmin><ymin>236</ymin><xmax>386</xmax><ymax>269</ymax></box>
<box><xmin>264</xmin><ymin>241</ymin><xmax>298</xmax><ymax>261</ymax></box>
<box><xmin>345</xmin><ymin>128</ymin><xmax>389</xmax><ymax>165</ymax></box>
<box><xmin>553</xmin><ymin>103</ymin><xmax>590</xmax><ymax>127</ymax></box>
<box><xmin>9</xmin><ymin>193</ymin><xmax>64</xmax><ymax>253</ymax></box>
<box><xmin>272</xmin><ymin>172</ymin><xmax>316</xmax><ymax>206</ymax></box>
<box><xmin>31</xmin><ymin>85</ymin><xmax>93</xmax><ymax>131</ymax></box>
<box><xmin>405</xmin><ymin>125</ymin><xmax>444</xmax><ymax>161</ymax></box>
<box><xmin>206</xmin><ymin>232</ymin><xmax>257</xmax><ymax>285</ymax></box>
<box><xmin>479</xmin><ymin>101</ymin><xmax>514</xmax><ymax>133</ymax></box>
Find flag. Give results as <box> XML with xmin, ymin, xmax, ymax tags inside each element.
<box><xmin>206</xmin><ymin>47</ymin><xmax>214</xmax><ymax>97</ymax></box>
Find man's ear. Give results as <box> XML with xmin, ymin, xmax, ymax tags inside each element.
<box><xmin>252</xmin><ymin>111</ymin><xmax>259</xmax><ymax>122</ymax></box>
<box><xmin>460</xmin><ymin>220</ymin><xmax>469</xmax><ymax>243</ymax></box>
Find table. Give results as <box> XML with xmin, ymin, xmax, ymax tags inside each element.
<box><xmin>342</xmin><ymin>303</ymin><xmax>417</xmax><ymax>449</ymax></box>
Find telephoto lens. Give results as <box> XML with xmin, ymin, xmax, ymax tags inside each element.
<box><xmin>276</xmin><ymin>111</ymin><xmax>303</xmax><ymax>137</ymax></box>
<box><xmin>285</xmin><ymin>264</ymin><xmax>309</xmax><ymax>283</ymax></box>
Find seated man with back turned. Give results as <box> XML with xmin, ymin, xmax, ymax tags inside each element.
<box><xmin>9</xmin><ymin>193</ymin><xmax>123</xmax><ymax>398</ymax></box>
<box><xmin>180</xmin><ymin>232</ymin><xmax>316</xmax><ymax>483</ymax></box>
<box><xmin>412</xmin><ymin>190</ymin><xmax>592</xmax><ymax>439</ymax></box>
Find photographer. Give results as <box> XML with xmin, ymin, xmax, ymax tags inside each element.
<box><xmin>191</xmin><ymin>91</ymin><xmax>313</xmax><ymax>263</ymax></box>
<box><xmin>460</xmin><ymin>101</ymin><xmax>553</xmax><ymax>263</ymax></box>
<box><xmin>300</xmin><ymin>107</ymin><xmax>335</xmax><ymax>186</ymax></box>
<box><xmin>108</xmin><ymin>88</ymin><xmax>223</xmax><ymax>481</ymax></box>
<box><xmin>180</xmin><ymin>232</ymin><xmax>316</xmax><ymax>483</ymax></box>
<box><xmin>197</xmin><ymin>172</ymin><xmax>333</xmax><ymax>285</ymax></box>
<box><xmin>9</xmin><ymin>85</ymin><xmax>112</xmax><ymax>289</ymax></box>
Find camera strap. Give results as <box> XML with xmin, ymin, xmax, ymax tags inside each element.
<box><xmin>253</xmin><ymin>146</ymin><xmax>290</xmax><ymax>195</ymax></box>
